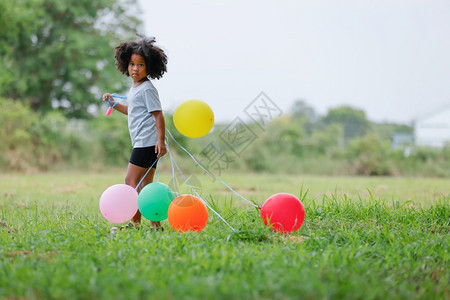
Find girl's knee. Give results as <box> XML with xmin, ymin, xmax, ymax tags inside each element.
<box><xmin>125</xmin><ymin>166</ymin><xmax>155</xmax><ymax>189</ymax></box>
<box><xmin>125</xmin><ymin>175</ymin><xmax>138</xmax><ymax>188</ymax></box>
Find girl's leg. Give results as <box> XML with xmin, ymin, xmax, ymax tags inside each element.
<box><xmin>125</xmin><ymin>163</ymin><xmax>160</xmax><ymax>227</ymax></box>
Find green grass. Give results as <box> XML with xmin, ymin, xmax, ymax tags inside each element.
<box><xmin>0</xmin><ymin>171</ymin><xmax>449</xmax><ymax>299</ymax></box>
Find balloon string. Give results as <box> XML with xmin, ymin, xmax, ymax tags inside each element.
<box><xmin>166</xmin><ymin>141</ymin><xmax>236</xmax><ymax>231</ymax></box>
<box><xmin>156</xmin><ymin>154</ymin><xmax>164</xmax><ymax>183</ymax></box>
<box><xmin>135</xmin><ymin>157</ymin><xmax>159</xmax><ymax>191</ymax></box>
<box><xmin>169</xmin><ymin>145</ymin><xmax>179</xmax><ymax>196</ymax></box>
<box><xmin>165</xmin><ymin>128</ymin><xmax>259</xmax><ymax>208</ymax></box>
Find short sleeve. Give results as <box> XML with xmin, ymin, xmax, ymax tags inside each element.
<box><xmin>142</xmin><ymin>86</ymin><xmax>162</xmax><ymax>113</ymax></box>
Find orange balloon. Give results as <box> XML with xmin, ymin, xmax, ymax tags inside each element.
<box><xmin>168</xmin><ymin>195</ymin><xmax>208</xmax><ymax>232</ymax></box>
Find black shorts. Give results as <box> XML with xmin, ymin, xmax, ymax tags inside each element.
<box><xmin>129</xmin><ymin>146</ymin><xmax>158</xmax><ymax>169</ymax></box>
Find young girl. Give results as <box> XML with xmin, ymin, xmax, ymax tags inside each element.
<box><xmin>103</xmin><ymin>35</ymin><xmax>168</xmax><ymax>232</ymax></box>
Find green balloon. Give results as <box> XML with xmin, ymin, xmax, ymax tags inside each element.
<box><xmin>138</xmin><ymin>183</ymin><xmax>175</xmax><ymax>221</ymax></box>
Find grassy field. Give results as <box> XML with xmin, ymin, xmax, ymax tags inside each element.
<box><xmin>0</xmin><ymin>171</ymin><xmax>449</xmax><ymax>299</ymax></box>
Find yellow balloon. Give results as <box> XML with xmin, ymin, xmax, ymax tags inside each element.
<box><xmin>173</xmin><ymin>100</ymin><xmax>214</xmax><ymax>138</ymax></box>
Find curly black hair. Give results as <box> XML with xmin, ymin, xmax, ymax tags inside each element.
<box><xmin>114</xmin><ymin>35</ymin><xmax>168</xmax><ymax>80</ymax></box>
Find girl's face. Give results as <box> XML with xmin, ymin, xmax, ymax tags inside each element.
<box><xmin>128</xmin><ymin>54</ymin><xmax>148</xmax><ymax>84</ymax></box>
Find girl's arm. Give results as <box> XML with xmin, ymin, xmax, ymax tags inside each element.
<box><xmin>153</xmin><ymin>110</ymin><xmax>167</xmax><ymax>158</ymax></box>
<box><xmin>112</xmin><ymin>102</ymin><xmax>128</xmax><ymax>115</ymax></box>
<box><xmin>102</xmin><ymin>93</ymin><xmax>128</xmax><ymax>115</ymax></box>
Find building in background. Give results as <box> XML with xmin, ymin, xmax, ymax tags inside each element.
<box><xmin>392</xmin><ymin>132</ymin><xmax>414</xmax><ymax>149</ymax></box>
<box><xmin>414</xmin><ymin>104</ymin><xmax>450</xmax><ymax>148</ymax></box>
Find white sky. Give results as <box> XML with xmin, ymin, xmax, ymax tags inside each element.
<box><xmin>137</xmin><ymin>0</ymin><xmax>450</xmax><ymax>124</ymax></box>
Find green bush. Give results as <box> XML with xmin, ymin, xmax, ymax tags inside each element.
<box><xmin>346</xmin><ymin>133</ymin><xmax>393</xmax><ymax>176</ymax></box>
<box><xmin>0</xmin><ymin>98</ymin><xmax>101</xmax><ymax>171</ymax></box>
<box><xmin>393</xmin><ymin>147</ymin><xmax>450</xmax><ymax>177</ymax></box>
<box><xmin>0</xmin><ymin>99</ymin><xmax>36</xmax><ymax>170</ymax></box>
<box><xmin>89</xmin><ymin>112</ymin><xmax>130</xmax><ymax>166</ymax></box>
<box><xmin>1</xmin><ymin>97</ymin><xmax>449</xmax><ymax>178</ymax></box>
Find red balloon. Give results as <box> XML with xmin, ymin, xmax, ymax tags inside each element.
<box><xmin>260</xmin><ymin>193</ymin><xmax>305</xmax><ymax>233</ymax></box>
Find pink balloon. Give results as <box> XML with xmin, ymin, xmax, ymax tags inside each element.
<box><xmin>99</xmin><ymin>184</ymin><xmax>138</xmax><ymax>223</ymax></box>
<box><xmin>106</xmin><ymin>107</ymin><xmax>113</xmax><ymax>116</ymax></box>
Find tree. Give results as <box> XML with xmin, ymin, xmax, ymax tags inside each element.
<box><xmin>291</xmin><ymin>99</ymin><xmax>317</xmax><ymax>122</ymax></box>
<box><xmin>290</xmin><ymin>99</ymin><xmax>318</xmax><ymax>135</ymax></box>
<box><xmin>0</xmin><ymin>0</ymin><xmax>142</xmax><ymax>118</ymax></box>
<box><xmin>322</xmin><ymin>106</ymin><xmax>371</xmax><ymax>143</ymax></box>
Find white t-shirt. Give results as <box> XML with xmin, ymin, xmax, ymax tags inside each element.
<box><xmin>127</xmin><ymin>81</ymin><xmax>162</xmax><ymax>147</ymax></box>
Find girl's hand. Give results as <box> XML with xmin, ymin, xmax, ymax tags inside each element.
<box><xmin>102</xmin><ymin>93</ymin><xmax>114</xmax><ymax>103</ymax></box>
<box><xmin>155</xmin><ymin>139</ymin><xmax>167</xmax><ymax>158</ymax></box>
